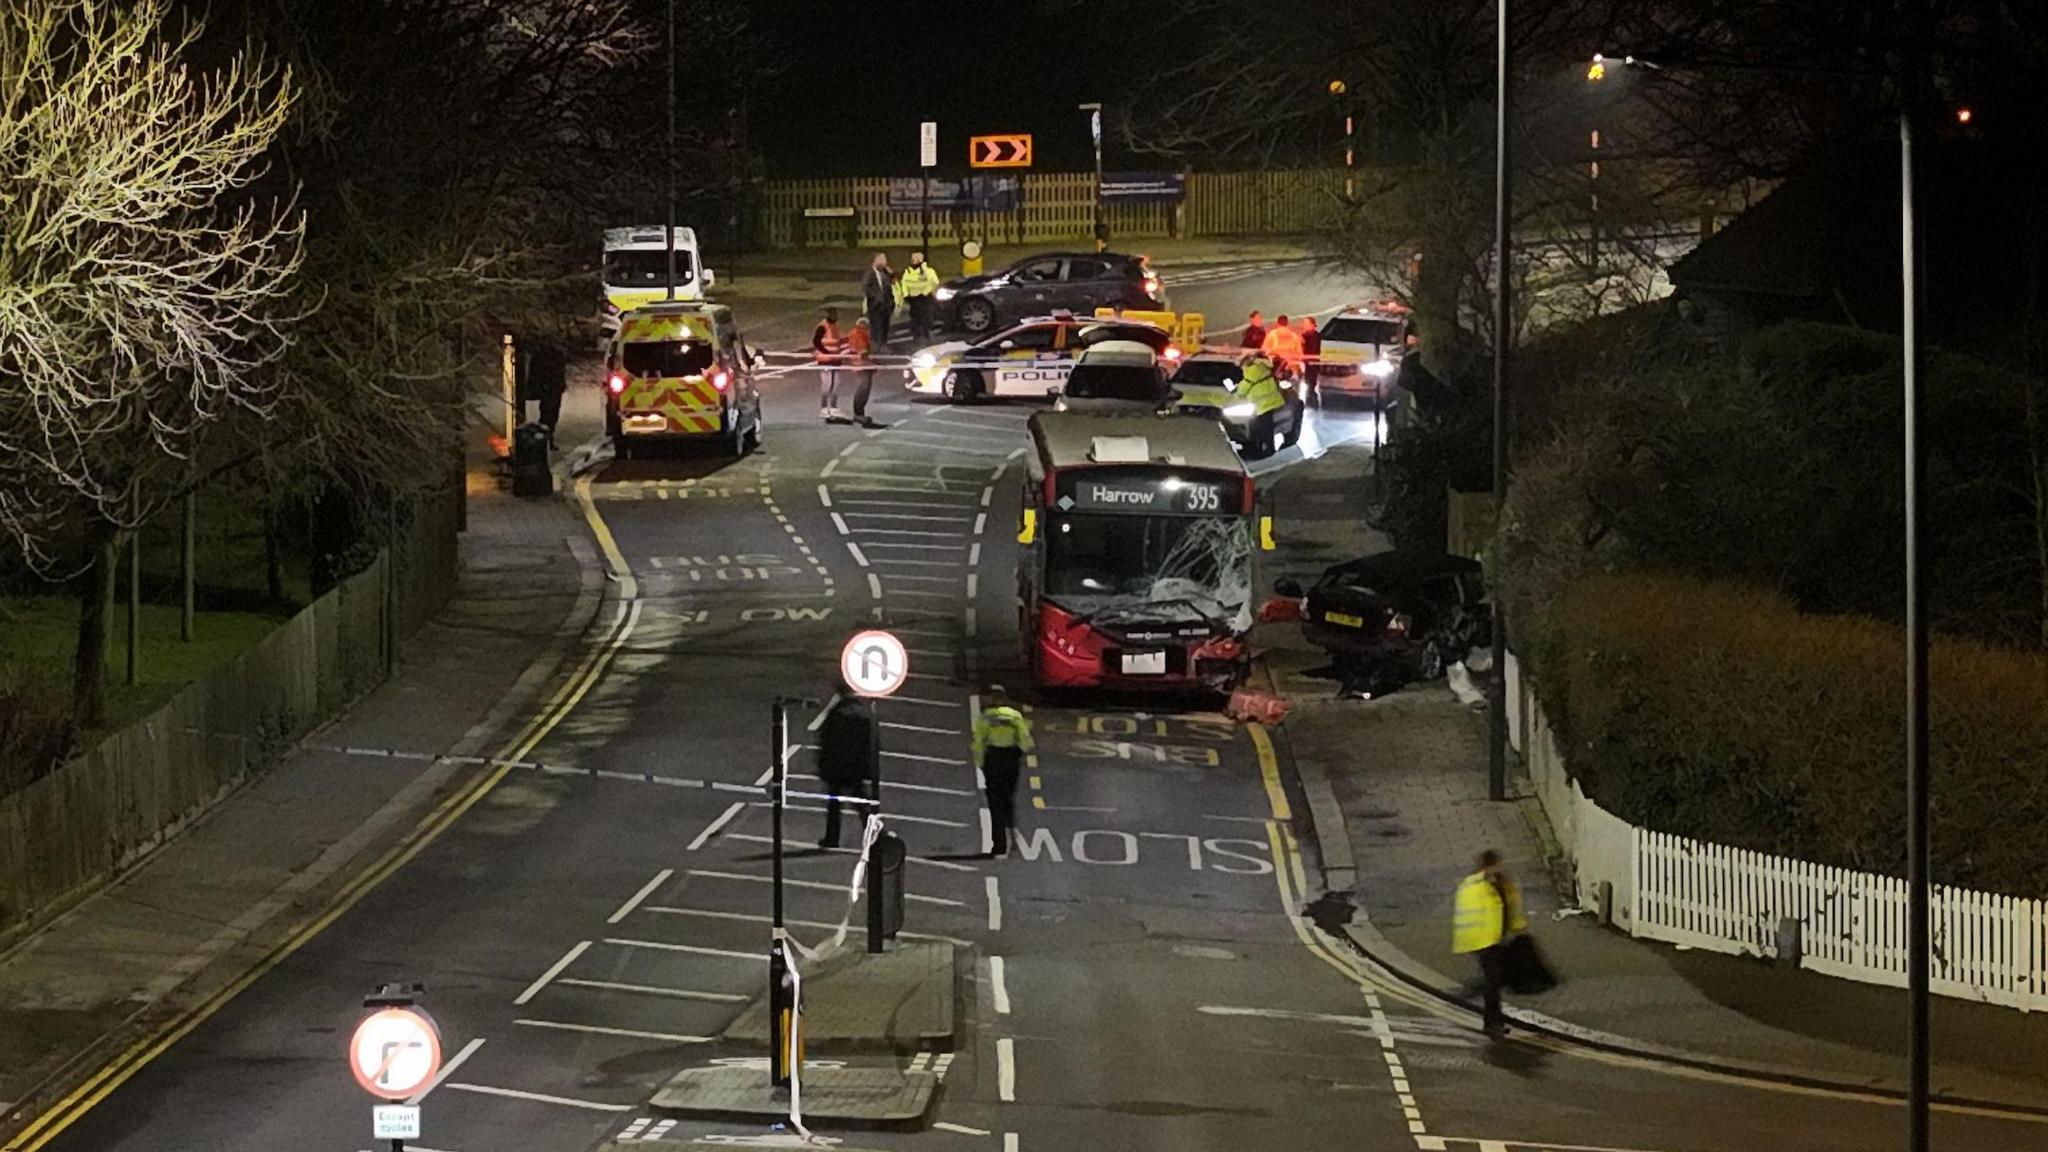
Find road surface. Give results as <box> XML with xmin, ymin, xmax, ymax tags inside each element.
<box><xmin>32</xmin><ymin>261</ymin><xmax>2043</xmax><ymax>1152</ymax></box>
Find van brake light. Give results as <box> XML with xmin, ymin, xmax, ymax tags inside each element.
<box><xmin>711</xmin><ymin>370</ymin><xmax>730</xmax><ymax>391</ymax></box>
<box><xmin>607</xmin><ymin>373</ymin><xmax>626</xmax><ymax>394</ymax></box>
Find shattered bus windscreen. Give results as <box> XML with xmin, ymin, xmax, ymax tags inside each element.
<box><xmin>1047</xmin><ymin>513</ymin><xmax>1252</xmax><ymax>628</ymax></box>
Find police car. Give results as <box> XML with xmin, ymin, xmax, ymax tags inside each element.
<box><xmin>904</xmin><ymin>312</ymin><xmax>1180</xmax><ymax>403</ymax></box>
<box><xmin>1315</xmin><ymin>301</ymin><xmax>1413</xmax><ymax>407</ymax></box>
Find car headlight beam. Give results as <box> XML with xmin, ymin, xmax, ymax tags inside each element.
<box><xmin>1364</xmin><ymin>358</ymin><xmax>1396</xmax><ymax>378</ymax></box>
<box><xmin>935</xmin><ymin>287</ymin><xmax>957</xmax><ymax>302</ymax></box>
<box><xmin>1221</xmin><ymin>402</ymin><xmax>1257</xmax><ymax>418</ymax></box>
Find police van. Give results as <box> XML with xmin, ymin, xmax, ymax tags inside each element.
<box><xmin>603</xmin><ymin>302</ymin><xmax>762</xmax><ymax>459</ymax></box>
<box><xmin>601</xmin><ymin>226</ymin><xmax>714</xmax><ymax>339</ymax></box>
<box><xmin>904</xmin><ymin>313</ymin><xmax>1177</xmax><ymax>403</ymax></box>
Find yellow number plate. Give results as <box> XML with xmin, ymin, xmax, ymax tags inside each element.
<box><xmin>1323</xmin><ymin>611</ymin><xmax>1365</xmax><ymax>628</ymax></box>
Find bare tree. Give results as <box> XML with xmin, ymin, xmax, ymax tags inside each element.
<box><xmin>0</xmin><ymin>0</ymin><xmax>305</xmax><ymax>722</ymax></box>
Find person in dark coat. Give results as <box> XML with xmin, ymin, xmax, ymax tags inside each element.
<box><xmin>816</xmin><ymin>685</ymin><xmax>878</xmax><ymax>848</ymax></box>
<box><xmin>1297</xmin><ymin>315</ymin><xmax>1323</xmax><ymax>407</ymax></box>
<box><xmin>861</xmin><ymin>253</ymin><xmax>896</xmax><ymax>349</ymax></box>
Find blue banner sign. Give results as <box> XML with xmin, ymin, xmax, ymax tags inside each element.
<box><xmin>1100</xmin><ymin>172</ymin><xmax>1187</xmax><ymax>202</ymax></box>
<box><xmin>888</xmin><ymin>176</ymin><xmax>1019</xmax><ymax>212</ymax></box>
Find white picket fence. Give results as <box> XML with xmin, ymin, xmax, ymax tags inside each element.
<box><xmin>1632</xmin><ymin>829</ymin><xmax>2048</xmax><ymax>1011</ymax></box>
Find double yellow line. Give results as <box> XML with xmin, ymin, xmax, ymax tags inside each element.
<box><xmin>5</xmin><ymin>478</ymin><xmax>638</xmax><ymax>1152</ymax></box>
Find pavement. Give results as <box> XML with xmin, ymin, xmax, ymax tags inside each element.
<box><xmin>8</xmin><ymin>257</ymin><xmax>2040</xmax><ymax>1152</ymax></box>
<box><xmin>1260</xmin><ymin>438</ymin><xmax>2048</xmax><ymax>1143</ymax></box>
<box><xmin>0</xmin><ymin>408</ymin><xmax>606</xmax><ymax>1140</ymax></box>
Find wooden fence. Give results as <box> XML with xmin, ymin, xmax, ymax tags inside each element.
<box><xmin>1633</xmin><ymin>829</ymin><xmax>2048</xmax><ymax>1011</ymax></box>
<box><xmin>0</xmin><ymin>489</ymin><xmax>460</xmax><ymax>945</ymax></box>
<box><xmin>754</xmin><ymin>168</ymin><xmax>1351</xmax><ymax>249</ymax></box>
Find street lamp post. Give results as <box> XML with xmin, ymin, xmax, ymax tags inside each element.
<box><xmin>1080</xmin><ymin>102</ymin><xmax>1104</xmax><ymax>251</ymax></box>
<box><xmin>664</xmin><ymin>0</ymin><xmax>676</xmax><ymax>302</ymax></box>
<box><xmin>1329</xmin><ymin>80</ymin><xmax>1355</xmax><ymax>199</ymax></box>
<box><xmin>1595</xmin><ymin>47</ymin><xmax>1931</xmax><ymax>1151</ymax></box>
<box><xmin>1486</xmin><ymin>0</ymin><xmax>1511</xmax><ymax>804</ymax></box>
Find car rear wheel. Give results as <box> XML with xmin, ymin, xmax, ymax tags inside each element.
<box><xmin>958</xmin><ymin>298</ymin><xmax>996</xmax><ymax>335</ymax></box>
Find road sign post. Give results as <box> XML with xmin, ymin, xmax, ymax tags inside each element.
<box><xmin>350</xmin><ymin>987</ymin><xmax>441</xmax><ymax>1152</ymax></box>
<box><xmin>919</xmin><ymin>121</ymin><xmax>938</xmax><ymax>253</ymax></box>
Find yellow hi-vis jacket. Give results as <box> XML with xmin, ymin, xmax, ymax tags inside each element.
<box><xmin>971</xmin><ymin>704</ymin><xmax>1035</xmax><ymax>767</ymax></box>
<box><xmin>898</xmin><ymin>263</ymin><xmax>942</xmax><ymax>300</ymax></box>
<box><xmin>1451</xmin><ymin>871</ymin><xmax>1527</xmax><ymax>954</ymax></box>
<box><xmin>1239</xmin><ymin>357</ymin><xmax>1288</xmax><ymax>417</ymax></box>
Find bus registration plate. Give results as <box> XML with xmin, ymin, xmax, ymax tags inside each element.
<box><xmin>1121</xmin><ymin>650</ymin><xmax>1166</xmax><ymax>675</ymax></box>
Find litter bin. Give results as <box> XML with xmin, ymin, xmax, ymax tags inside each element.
<box><xmin>866</xmin><ymin>830</ymin><xmax>907</xmax><ymax>952</ymax></box>
<box><xmin>511</xmin><ymin>422</ymin><xmax>552</xmax><ymax>498</ymax></box>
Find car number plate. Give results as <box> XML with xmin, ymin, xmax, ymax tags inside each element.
<box><xmin>1323</xmin><ymin>611</ymin><xmax>1365</xmax><ymax>628</ymax></box>
<box><xmin>1120</xmin><ymin>650</ymin><xmax>1166</xmax><ymax>675</ymax></box>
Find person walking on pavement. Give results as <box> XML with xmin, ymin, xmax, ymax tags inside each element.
<box><xmin>971</xmin><ymin>685</ymin><xmax>1034</xmax><ymax>858</ymax></box>
<box><xmin>817</xmin><ymin>684</ymin><xmax>878</xmax><ymax>849</ymax></box>
<box><xmin>1452</xmin><ymin>848</ymin><xmax>1527</xmax><ymax>1035</ymax></box>
<box><xmin>862</xmin><ymin>252</ymin><xmax>896</xmax><ymax>348</ymax></box>
<box><xmin>1297</xmin><ymin>314</ymin><xmax>1323</xmax><ymax>406</ymax></box>
<box><xmin>898</xmin><ymin>251</ymin><xmax>942</xmax><ymax>341</ymax></box>
<box><xmin>813</xmin><ymin>306</ymin><xmax>847</xmax><ymax>421</ymax></box>
<box><xmin>1240</xmin><ymin>309</ymin><xmax>1267</xmax><ymax>351</ymax></box>
<box><xmin>842</xmin><ymin>316</ymin><xmax>879</xmax><ymax>427</ymax></box>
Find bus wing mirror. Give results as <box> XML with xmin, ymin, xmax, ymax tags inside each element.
<box><xmin>1259</xmin><ymin>514</ymin><xmax>1277</xmax><ymax>552</ymax></box>
<box><xmin>1018</xmin><ymin>508</ymin><xmax>1037</xmax><ymax>545</ymax></box>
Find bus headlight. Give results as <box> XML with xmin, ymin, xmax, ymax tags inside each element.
<box><xmin>1364</xmin><ymin>359</ymin><xmax>1396</xmax><ymax>378</ymax></box>
<box><xmin>1222</xmin><ymin>402</ymin><xmax>1257</xmax><ymax>418</ymax></box>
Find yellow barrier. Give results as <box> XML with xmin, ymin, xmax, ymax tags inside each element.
<box><xmin>1095</xmin><ymin>308</ymin><xmax>1206</xmax><ymax>354</ymax></box>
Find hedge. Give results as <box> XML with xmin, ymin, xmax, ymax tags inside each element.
<box><xmin>1549</xmin><ymin>571</ymin><xmax>2048</xmax><ymax>898</ymax></box>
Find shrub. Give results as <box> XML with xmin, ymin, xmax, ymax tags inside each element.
<box><xmin>1550</xmin><ymin>571</ymin><xmax>2048</xmax><ymax>897</ymax></box>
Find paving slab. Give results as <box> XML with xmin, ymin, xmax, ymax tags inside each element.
<box><xmin>649</xmin><ymin>1064</ymin><xmax>937</xmax><ymax>1130</ymax></box>
<box><xmin>722</xmin><ymin>941</ymin><xmax>958</xmax><ymax>1053</ymax></box>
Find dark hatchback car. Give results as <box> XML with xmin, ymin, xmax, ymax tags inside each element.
<box><xmin>936</xmin><ymin>252</ymin><xmax>1163</xmax><ymax>335</ymax></box>
<box><xmin>1277</xmin><ymin>550</ymin><xmax>1490</xmax><ymax>689</ymax></box>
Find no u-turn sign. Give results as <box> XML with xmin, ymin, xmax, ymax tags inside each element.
<box><xmin>840</xmin><ymin>630</ymin><xmax>909</xmax><ymax>697</ymax></box>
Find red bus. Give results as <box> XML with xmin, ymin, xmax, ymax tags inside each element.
<box><xmin>1017</xmin><ymin>412</ymin><xmax>1274</xmax><ymax>692</ymax></box>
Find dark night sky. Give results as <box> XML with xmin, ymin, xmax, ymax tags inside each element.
<box><xmin>746</xmin><ymin>0</ymin><xmax>1192</xmax><ymax>177</ymax></box>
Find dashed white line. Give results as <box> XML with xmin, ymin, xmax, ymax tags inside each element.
<box><xmin>830</xmin><ymin>511</ymin><xmax>852</xmax><ymax>534</ymax></box>
<box><xmin>442</xmin><ymin>1082</ymin><xmax>633</xmax><ymax>1112</ymax></box>
<box><xmin>990</xmin><ymin>955</ymin><xmax>1011</xmax><ymax>1014</ymax></box>
<box><xmin>935</xmin><ymin>1121</ymin><xmax>992</xmax><ymax>1136</ymax></box>
<box><xmin>997</xmin><ymin>1037</ymin><xmax>1016</xmax><ymax>1101</ymax></box>
<box><xmin>1005</xmin><ymin>1133</ymin><xmax>1020</xmax><ymax>1152</ymax></box>
<box><xmin>969</xmin><ymin>542</ymin><xmax>982</xmax><ymax>566</ymax></box>
<box><xmin>607</xmin><ymin>869</ymin><xmax>673</xmax><ymax>924</ymax></box>
<box><xmin>979</xmin><ymin>486</ymin><xmax>996</xmax><ymax>507</ymax></box>
<box><xmin>817</xmin><ymin>484</ymin><xmax>833</xmax><ymax>507</ymax></box>
<box><xmin>846</xmin><ymin>541</ymin><xmax>870</xmax><ymax>567</ymax></box>
<box><xmin>514</xmin><ymin>940</ymin><xmax>590</xmax><ymax>1006</ymax></box>
<box><xmin>867</xmin><ymin>573</ymin><xmax>883</xmax><ymax>599</ymax></box>
<box><xmin>986</xmin><ymin>875</ymin><xmax>1003</xmax><ymax>932</ymax></box>
<box><xmin>965</xmin><ymin>606</ymin><xmax>979</xmax><ymax>637</ymax></box>
<box><xmin>821</xmin><ymin>458</ymin><xmax>839</xmax><ymax>478</ymax></box>
<box><xmin>966</xmin><ymin>572</ymin><xmax>979</xmax><ymax>598</ymax></box>
<box><xmin>687</xmin><ymin>801</ymin><xmax>746</xmax><ymax>851</ymax></box>
<box><xmin>973</xmin><ymin>512</ymin><xmax>988</xmax><ymax>534</ymax></box>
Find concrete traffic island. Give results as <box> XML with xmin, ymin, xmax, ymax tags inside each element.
<box><xmin>649</xmin><ymin>1064</ymin><xmax>938</xmax><ymax>1130</ymax></box>
<box><xmin>721</xmin><ymin>940</ymin><xmax>960</xmax><ymax>1053</ymax></box>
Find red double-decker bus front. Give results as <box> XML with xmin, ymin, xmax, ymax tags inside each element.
<box><xmin>1018</xmin><ymin>413</ymin><xmax>1264</xmax><ymax>694</ymax></box>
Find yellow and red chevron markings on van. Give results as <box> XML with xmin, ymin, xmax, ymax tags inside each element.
<box><xmin>618</xmin><ymin>375</ymin><xmax>725</xmax><ymax>434</ymax></box>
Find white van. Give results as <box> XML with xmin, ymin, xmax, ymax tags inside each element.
<box><xmin>601</xmin><ymin>226</ymin><xmax>715</xmax><ymax>338</ymax></box>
